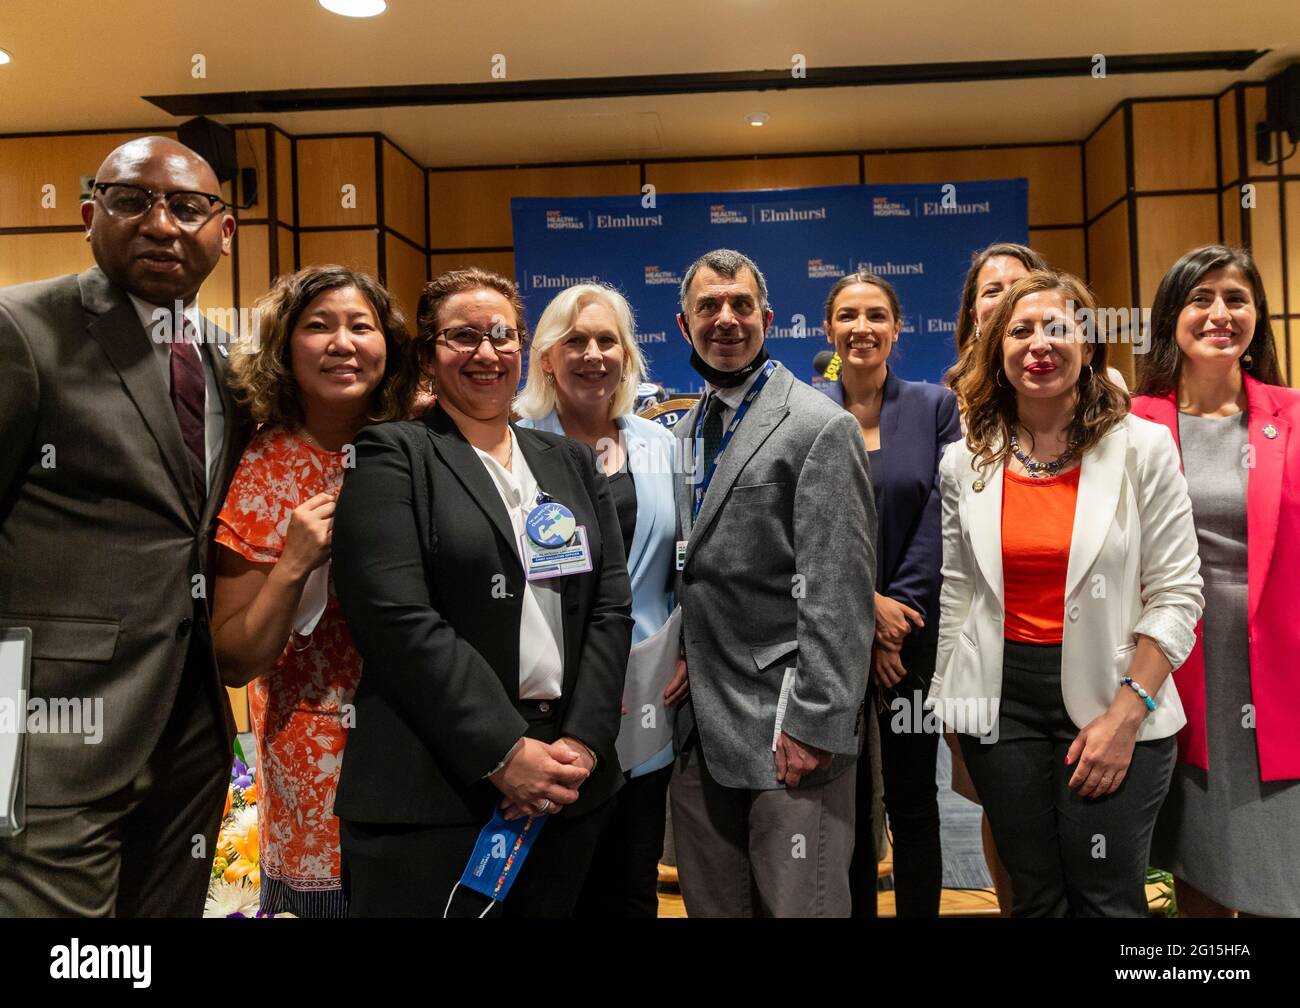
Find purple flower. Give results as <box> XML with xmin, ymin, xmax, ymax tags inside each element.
<box><xmin>231</xmin><ymin>757</ymin><xmax>248</xmax><ymax>781</ymax></box>
<box><xmin>233</xmin><ymin>774</ymin><xmax>253</xmax><ymax>789</ymax></box>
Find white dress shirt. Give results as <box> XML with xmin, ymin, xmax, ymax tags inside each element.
<box><xmin>129</xmin><ymin>294</ymin><xmax>225</xmax><ymax>493</ymax></box>
<box><xmin>704</xmin><ymin>361</ymin><xmax>767</xmax><ymax>428</ymax></box>
<box><xmin>472</xmin><ymin>428</ymin><xmax>566</xmax><ymax>700</ymax></box>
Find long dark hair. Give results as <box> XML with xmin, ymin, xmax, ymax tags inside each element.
<box><xmin>945</xmin><ymin>242</ymin><xmax>1050</xmax><ymax>397</ymax></box>
<box><xmin>1135</xmin><ymin>244</ymin><xmax>1283</xmax><ymax>396</ymax></box>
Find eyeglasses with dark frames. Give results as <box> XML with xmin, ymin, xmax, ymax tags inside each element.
<box><xmin>92</xmin><ymin>182</ymin><xmax>228</xmax><ymax>231</ymax></box>
<box><xmin>434</xmin><ymin>325</ymin><xmax>524</xmax><ymax>354</ymax></box>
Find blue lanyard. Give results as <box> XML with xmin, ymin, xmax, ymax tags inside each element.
<box><xmin>691</xmin><ymin>360</ymin><xmax>777</xmax><ymax>520</ymax></box>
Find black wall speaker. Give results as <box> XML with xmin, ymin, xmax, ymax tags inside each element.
<box><xmin>176</xmin><ymin>116</ymin><xmax>238</xmax><ymax>183</ymax></box>
<box><xmin>1265</xmin><ymin>63</ymin><xmax>1300</xmax><ymax>144</ymax></box>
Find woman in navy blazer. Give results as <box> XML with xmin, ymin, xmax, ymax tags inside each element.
<box><xmin>516</xmin><ymin>282</ymin><xmax>679</xmax><ymax>917</ymax></box>
<box><xmin>821</xmin><ymin>271</ymin><xmax>961</xmax><ymax>916</ymax></box>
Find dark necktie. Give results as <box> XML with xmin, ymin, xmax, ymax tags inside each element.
<box><xmin>701</xmin><ymin>392</ymin><xmax>727</xmax><ymax>476</ymax></box>
<box><xmin>169</xmin><ymin>326</ymin><xmax>207</xmax><ymax>501</ymax></box>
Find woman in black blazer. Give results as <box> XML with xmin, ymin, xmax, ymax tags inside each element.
<box><xmin>821</xmin><ymin>271</ymin><xmax>962</xmax><ymax>917</ymax></box>
<box><xmin>331</xmin><ymin>268</ymin><xmax>633</xmax><ymax>917</ymax></box>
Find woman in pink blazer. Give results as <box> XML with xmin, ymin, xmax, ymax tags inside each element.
<box><xmin>1132</xmin><ymin>244</ymin><xmax>1300</xmax><ymax>918</ymax></box>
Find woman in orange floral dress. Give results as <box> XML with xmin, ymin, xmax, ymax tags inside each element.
<box><xmin>212</xmin><ymin>266</ymin><xmax>418</xmax><ymax>917</ymax></box>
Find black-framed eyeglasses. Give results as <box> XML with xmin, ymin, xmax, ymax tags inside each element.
<box><xmin>92</xmin><ymin>182</ymin><xmax>227</xmax><ymax>230</ymax></box>
<box><xmin>435</xmin><ymin>325</ymin><xmax>523</xmax><ymax>354</ymax></box>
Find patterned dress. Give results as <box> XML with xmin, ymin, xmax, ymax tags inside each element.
<box><xmin>216</xmin><ymin>426</ymin><xmax>359</xmax><ymax>918</ymax></box>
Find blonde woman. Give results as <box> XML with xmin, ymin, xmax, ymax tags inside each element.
<box><xmin>515</xmin><ymin>283</ymin><xmax>680</xmax><ymax>917</ymax></box>
<box><xmin>211</xmin><ymin>266</ymin><xmax>418</xmax><ymax>917</ymax></box>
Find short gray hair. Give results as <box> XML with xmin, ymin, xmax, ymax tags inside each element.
<box><xmin>679</xmin><ymin>248</ymin><xmax>770</xmax><ymax>314</ymax></box>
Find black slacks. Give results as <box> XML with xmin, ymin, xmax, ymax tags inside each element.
<box><xmin>340</xmin><ymin>702</ymin><xmax>612</xmax><ymax>918</ymax></box>
<box><xmin>573</xmin><ymin>763</ymin><xmax>672</xmax><ymax>917</ymax></box>
<box><xmin>958</xmin><ymin>639</ymin><xmax>1176</xmax><ymax>918</ymax></box>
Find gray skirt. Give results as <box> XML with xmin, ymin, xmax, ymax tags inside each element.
<box><xmin>1151</xmin><ymin>574</ymin><xmax>1300</xmax><ymax>916</ymax></box>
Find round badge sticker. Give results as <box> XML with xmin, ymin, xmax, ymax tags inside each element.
<box><xmin>526</xmin><ymin>501</ymin><xmax>577</xmax><ymax>548</ymax></box>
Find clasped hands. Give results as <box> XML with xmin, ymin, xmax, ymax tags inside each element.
<box><xmin>490</xmin><ymin>735</ymin><xmax>595</xmax><ymax>821</ymax></box>
<box><xmin>873</xmin><ymin>593</ymin><xmax>924</xmax><ymax>688</ymax></box>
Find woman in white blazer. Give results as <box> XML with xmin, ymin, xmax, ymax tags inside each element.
<box><xmin>515</xmin><ymin>282</ymin><xmax>679</xmax><ymax>917</ymax></box>
<box><xmin>935</xmin><ymin>270</ymin><xmax>1204</xmax><ymax>917</ymax></box>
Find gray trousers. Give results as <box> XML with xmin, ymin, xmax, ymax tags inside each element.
<box><xmin>0</xmin><ymin>645</ymin><xmax>229</xmax><ymax>917</ymax></box>
<box><xmin>669</xmin><ymin>743</ymin><xmax>856</xmax><ymax>917</ymax></box>
<box><xmin>958</xmin><ymin>639</ymin><xmax>1176</xmax><ymax>918</ymax></box>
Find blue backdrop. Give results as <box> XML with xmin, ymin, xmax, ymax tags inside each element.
<box><xmin>510</xmin><ymin>180</ymin><xmax>1027</xmax><ymax>394</ymax></box>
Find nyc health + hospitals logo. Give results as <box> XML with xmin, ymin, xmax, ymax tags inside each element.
<box><xmin>807</xmin><ymin>258</ymin><xmax>845</xmax><ymax>279</ymax></box>
<box><xmin>644</xmin><ymin>265</ymin><xmax>682</xmax><ymax>286</ymax></box>
<box><xmin>545</xmin><ymin>209</ymin><xmax>586</xmax><ymax>230</ymax></box>
<box><xmin>872</xmin><ymin>195</ymin><xmax>912</xmax><ymax>217</ymax></box>
<box><xmin>709</xmin><ymin>204</ymin><xmax>750</xmax><ymax>224</ymax></box>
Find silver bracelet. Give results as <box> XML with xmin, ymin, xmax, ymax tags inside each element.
<box><xmin>485</xmin><ymin>737</ymin><xmax>524</xmax><ymax>779</ymax></box>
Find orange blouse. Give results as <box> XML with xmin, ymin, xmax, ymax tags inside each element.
<box><xmin>1001</xmin><ymin>465</ymin><xmax>1081</xmax><ymax>644</ymax></box>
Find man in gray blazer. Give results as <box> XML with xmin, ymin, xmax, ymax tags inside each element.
<box><xmin>669</xmin><ymin>249</ymin><xmax>876</xmax><ymax>916</ymax></box>
<box><xmin>0</xmin><ymin>137</ymin><xmax>245</xmax><ymax>916</ymax></box>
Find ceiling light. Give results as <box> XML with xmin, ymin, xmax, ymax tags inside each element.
<box><xmin>746</xmin><ymin>112</ymin><xmax>769</xmax><ymax>127</ymax></box>
<box><xmin>319</xmin><ymin>0</ymin><xmax>387</xmax><ymax>17</ymax></box>
<box><xmin>0</xmin><ymin>49</ymin><xmax>12</xmax><ymax>65</ymax></box>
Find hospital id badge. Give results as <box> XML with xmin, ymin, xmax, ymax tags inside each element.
<box><xmin>521</xmin><ymin>525</ymin><xmax>593</xmax><ymax>580</ymax></box>
<box><xmin>676</xmin><ymin>540</ymin><xmax>688</xmax><ymax>571</ymax></box>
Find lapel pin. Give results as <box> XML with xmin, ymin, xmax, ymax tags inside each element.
<box><xmin>1263</xmin><ymin>423</ymin><xmax>1278</xmax><ymax>440</ymax></box>
<box><xmin>973</xmin><ymin>478</ymin><xmax>985</xmax><ymax>493</ymax></box>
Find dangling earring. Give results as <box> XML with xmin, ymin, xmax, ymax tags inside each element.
<box><xmin>1242</xmin><ymin>351</ymin><xmax>1254</xmax><ymax>368</ymax></box>
<box><xmin>974</xmin><ymin>323</ymin><xmax>982</xmax><ymax>341</ymax></box>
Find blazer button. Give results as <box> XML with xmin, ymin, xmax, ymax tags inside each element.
<box><xmin>177</xmin><ymin>616</ymin><xmax>193</xmax><ymax>635</ymax></box>
<box><xmin>538</xmin><ymin>701</ymin><xmax>551</xmax><ymax>713</ymax></box>
<box><xmin>1067</xmin><ymin>604</ymin><xmax>1081</xmax><ymax>621</ymax></box>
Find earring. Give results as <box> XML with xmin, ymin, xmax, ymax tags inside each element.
<box><xmin>1243</xmin><ymin>352</ymin><xmax>1254</xmax><ymax>367</ymax></box>
<box><xmin>974</xmin><ymin>323</ymin><xmax>982</xmax><ymax>341</ymax></box>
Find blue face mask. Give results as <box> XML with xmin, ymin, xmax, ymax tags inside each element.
<box><xmin>445</xmin><ymin>806</ymin><xmax>549</xmax><ymax>918</ymax></box>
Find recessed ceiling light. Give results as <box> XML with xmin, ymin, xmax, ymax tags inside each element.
<box><xmin>746</xmin><ymin>112</ymin><xmax>769</xmax><ymax>127</ymax></box>
<box><xmin>0</xmin><ymin>49</ymin><xmax>12</xmax><ymax>66</ymax></box>
<box><xmin>319</xmin><ymin>0</ymin><xmax>387</xmax><ymax>17</ymax></box>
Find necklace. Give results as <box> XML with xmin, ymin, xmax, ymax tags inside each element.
<box><xmin>1009</xmin><ymin>430</ymin><xmax>1074</xmax><ymax>478</ymax></box>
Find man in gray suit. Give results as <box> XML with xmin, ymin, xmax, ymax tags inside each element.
<box><xmin>667</xmin><ymin>248</ymin><xmax>876</xmax><ymax>917</ymax></box>
<box><xmin>0</xmin><ymin>137</ymin><xmax>245</xmax><ymax>916</ymax></box>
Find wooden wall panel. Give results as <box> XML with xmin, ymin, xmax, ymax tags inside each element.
<box><xmin>1135</xmin><ymin>194</ymin><xmax>1219</xmax><ymax>307</ymax></box>
<box><xmin>1086</xmin><ymin>202</ymin><xmax>1131</xmax><ymax>314</ymax></box>
<box><xmin>428</xmin><ymin>164</ymin><xmax>639</xmax><ymax>250</ymax></box>
<box><xmin>1280</xmin><ymin>318</ymin><xmax>1295</xmax><ymax>387</ymax></box>
<box><xmin>237</xmin><ymin>224</ymin><xmax>271</xmax><ymax>310</ymax></box>
<box><xmin>1221</xmin><ymin>188</ymin><xmax>1242</xmax><ymax>247</ymax></box>
<box><xmin>0</xmin><ymin>130</ymin><xmax>176</xmax><ymax>228</ymax></box>
<box><xmin>1246</xmin><ymin>181</ymin><xmax>1283</xmax><ymax>315</ymax></box>
<box><xmin>1218</xmin><ymin>90</ymin><xmax>1239</xmax><ymax>185</ymax></box>
<box><xmin>274</xmin><ymin>131</ymin><xmax>294</xmax><ymax>226</ymax></box>
<box><xmin>0</xmin><ymin>231</ymin><xmax>91</xmax><ymax>287</ymax></box>
<box><xmin>382</xmin><ymin>141</ymin><xmax>426</xmax><ymax>246</ymax></box>
<box><xmin>298</xmin><ymin>229</ymin><xmax>380</xmax><ymax>277</ymax></box>
<box><xmin>205</xmin><ymin>252</ymin><xmax>235</xmax><ymax>323</ymax></box>
<box><xmin>1287</xmin><ymin>182</ymin><xmax>1300</xmax><ymax>318</ymax></box>
<box><xmin>1243</xmin><ymin>86</ymin><xmax>1272</xmax><ymax>178</ymax></box>
<box><xmin>233</xmin><ymin>127</ymin><xmax>269</xmax><ymax>219</ymax></box>
<box><xmin>646</xmin><ymin>156</ymin><xmax>858</xmax><ymax>195</ymax></box>
<box><xmin>384</xmin><ymin>233</ymin><xmax>428</xmax><ymax>326</ymax></box>
<box><xmin>1131</xmin><ymin>100</ymin><xmax>1216</xmax><ymax>191</ymax></box>
<box><xmin>277</xmin><ymin>225</ymin><xmax>296</xmax><ymax>278</ymax></box>
<box><xmin>866</xmin><ymin>146</ymin><xmax>1081</xmax><ymax>226</ymax></box>
<box><xmin>297</xmin><ymin>136</ymin><xmax>378</xmax><ymax>227</ymax></box>
<box><xmin>428</xmin><ymin>250</ymin><xmax>516</xmax><ymax>283</ymax></box>
<box><xmin>1085</xmin><ymin>109</ymin><xmax>1127</xmax><ymax>216</ymax></box>
<box><xmin>1027</xmin><ymin>227</ymin><xmax>1086</xmax><ymax>277</ymax></box>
